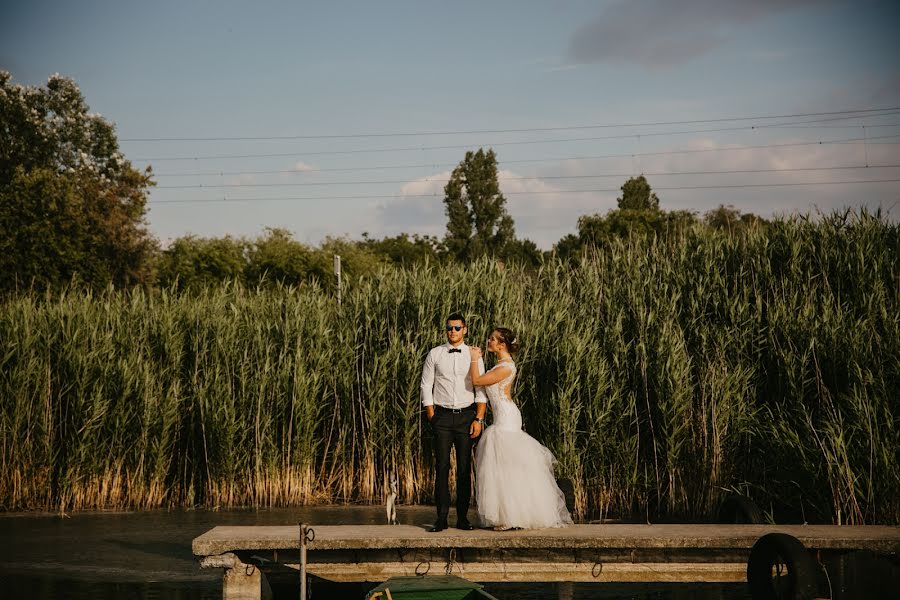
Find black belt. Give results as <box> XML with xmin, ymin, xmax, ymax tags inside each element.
<box><xmin>434</xmin><ymin>404</ymin><xmax>475</xmax><ymax>414</ymax></box>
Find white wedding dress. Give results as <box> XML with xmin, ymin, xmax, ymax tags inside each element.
<box><xmin>475</xmin><ymin>359</ymin><xmax>573</xmax><ymax>529</ymax></box>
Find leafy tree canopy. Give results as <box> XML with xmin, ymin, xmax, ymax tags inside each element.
<box><xmin>443</xmin><ymin>148</ymin><xmax>515</xmax><ymax>261</ymax></box>
<box><xmin>617</xmin><ymin>175</ymin><xmax>659</xmax><ymax>211</ymax></box>
<box><xmin>156</xmin><ymin>235</ymin><xmax>247</xmax><ymax>291</ymax></box>
<box><xmin>0</xmin><ymin>72</ymin><xmax>155</xmax><ymax>292</ymax></box>
<box><xmin>315</xmin><ymin>236</ymin><xmax>386</xmax><ymax>285</ymax></box>
<box><xmin>246</xmin><ymin>227</ymin><xmax>315</xmax><ymax>287</ymax></box>
<box><xmin>359</xmin><ymin>232</ymin><xmax>447</xmax><ymax>266</ymax></box>
<box><xmin>502</xmin><ymin>238</ymin><xmax>544</xmax><ymax>267</ymax></box>
<box><xmin>554</xmin><ymin>176</ymin><xmax>699</xmax><ymax>260</ymax></box>
<box><xmin>704</xmin><ymin>204</ymin><xmax>769</xmax><ymax>234</ymax></box>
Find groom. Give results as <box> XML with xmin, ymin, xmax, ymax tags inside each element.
<box><xmin>421</xmin><ymin>313</ymin><xmax>487</xmax><ymax>532</ymax></box>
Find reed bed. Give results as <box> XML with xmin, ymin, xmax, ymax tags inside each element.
<box><xmin>1</xmin><ymin>211</ymin><xmax>897</xmax><ymax>524</ymax></box>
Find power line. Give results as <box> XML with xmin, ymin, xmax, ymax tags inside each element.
<box><xmin>153</xmin><ymin>164</ymin><xmax>900</xmax><ymax>190</ymax></box>
<box><xmin>132</xmin><ymin>119</ymin><xmax>900</xmax><ymax>162</ymax></box>
<box><xmin>122</xmin><ymin>106</ymin><xmax>900</xmax><ymax>142</ymax></box>
<box><xmin>766</xmin><ymin>123</ymin><xmax>900</xmax><ymax>130</ymax></box>
<box><xmin>153</xmin><ymin>130</ymin><xmax>900</xmax><ymax>178</ymax></box>
<box><xmin>156</xmin><ymin>163</ymin><xmax>441</xmax><ymax>177</ymax></box>
<box><xmin>144</xmin><ymin>133</ymin><xmax>900</xmax><ymax>178</ymax></box>
<box><xmin>545</xmin><ymin>134</ymin><xmax>900</xmax><ymax>162</ymax></box>
<box><xmin>148</xmin><ymin>178</ymin><xmax>900</xmax><ymax>205</ymax></box>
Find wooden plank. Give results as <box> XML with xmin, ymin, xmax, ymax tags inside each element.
<box><xmin>193</xmin><ymin>524</ymin><xmax>900</xmax><ymax>557</ymax></box>
<box><xmin>290</xmin><ymin>561</ymin><xmax>748</xmax><ymax>583</ymax></box>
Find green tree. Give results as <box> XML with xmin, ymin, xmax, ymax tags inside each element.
<box><xmin>359</xmin><ymin>232</ymin><xmax>447</xmax><ymax>266</ymax></box>
<box><xmin>443</xmin><ymin>148</ymin><xmax>515</xmax><ymax>261</ymax></box>
<box><xmin>0</xmin><ymin>71</ymin><xmax>155</xmax><ymax>292</ymax></box>
<box><xmin>605</xmin><ymin>208</ymin><xmax>696</xmax><ymax>238</ymax></box>
<box><xmin>247</xmin><ymin>228</ymin><xmax>315</xmax><ymax>287</ymax></box>
<box><xmin>502</xmin><ymin>237</ymin><xmax>544</xmax><ymax>267</ymax></box>
<box><xmin>156</xmin><ymin>235</ymin><xmax>247</xmax><ymax>290</ymax></box>
<box><xmin>704</xmin><ymin>204</ymin><xmax>768</xmax><ymax>234</ymax></box>
<box><xmin>552</xmin><ymin>233</ymin><xmax>583</xmax><ymax>262</ymax></box>
<box><xmin>617</xmin><ymin>175</ymin><xmax>659</xmax><ymax>210</ymax></box>
<box><xmin>553</xmin><ymin>176</ymin><xmax>697</xmax><ymax>259</ymax></box>
<box><xmin>311</xmin><ymin>236</ymin><xmax>387</xmax><ymax>287</ymax></box>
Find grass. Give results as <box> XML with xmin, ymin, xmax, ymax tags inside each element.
<box><xmin>0</xmin><ymin>210</ymin><xmax>897</xmax><ymax>524</ymax></box>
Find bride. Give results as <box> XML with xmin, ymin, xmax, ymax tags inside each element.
<box><xmin>468</xmin><ymin>328</ymin><xmax>573</xmax><ymax>530</ymax></box>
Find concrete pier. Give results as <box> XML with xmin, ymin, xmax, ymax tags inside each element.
<box><xmin>193</xmin><ymin>523</ymin><xmax>900</xmax><ymax>596</ymax></box>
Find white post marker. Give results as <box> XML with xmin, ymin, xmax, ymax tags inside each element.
<box><xmin>334</xmin><ymin>254</ymin><xmax>342</xmax><ymax>306</ymax></box>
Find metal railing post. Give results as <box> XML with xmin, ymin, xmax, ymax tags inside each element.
<box><xmin>300</xmin><ymin>522</ymin><xmax>309</xmax><ymax>599</ymax></box>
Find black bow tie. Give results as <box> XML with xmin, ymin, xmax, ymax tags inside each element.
<box><xmin>448</xmin><ymin>348</ymin><xmax>462</xmax><ymax>354</ymax></box>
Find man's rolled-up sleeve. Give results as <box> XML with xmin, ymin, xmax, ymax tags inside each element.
<box><xmin>421</xmin><ymin>350</ymin><xmax>436</xmax><ymax>407</ymax></box>
<box><xmin>474</xmin><ymin>357</ymin><xmax>487</xmax><ymax>403</ymax></box>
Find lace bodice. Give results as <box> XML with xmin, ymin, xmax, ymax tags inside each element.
<box><xmin>484</xmin><ymin>360</ymin><xmax>516</xmax><ymax>403</ymax></box>
<box><xmin>484</xmin><ymin>360</ymin><xmax>522</xmax><ymax>431</ymax></box>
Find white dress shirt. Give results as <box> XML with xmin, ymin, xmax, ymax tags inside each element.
<box><xmin>420</xmin><ymin>343</ymin><xmax>487</xmax><ymax>408</ymax></box>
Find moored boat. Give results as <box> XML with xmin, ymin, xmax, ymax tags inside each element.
<box><xmin>366</xmin><ymin>575</ymin><xmax>500</xmax><ymax>599</ymax></box>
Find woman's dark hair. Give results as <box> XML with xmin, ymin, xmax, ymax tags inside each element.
<box><xmin>493</xmin><ymin>327</ymin><xmax>520</xmax><ymax>355</ymax></box>
<box><xmin>447</xmin><ymin>312</ymin><xmax>466</xmax><ymax>325</ymax></box>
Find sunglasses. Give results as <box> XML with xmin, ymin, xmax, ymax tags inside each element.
<box><xmin>445</xmin><ymin>325</ymin><xmax>464</xmax><ymax>332</ymax></box>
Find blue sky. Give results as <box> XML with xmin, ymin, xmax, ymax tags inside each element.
<box><xmin>3</xmin><ymin>0</ymin><xmax>899</xmax><ymax>248</ymax></box>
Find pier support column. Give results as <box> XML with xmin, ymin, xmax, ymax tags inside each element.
<box><xmin>201</xmin><ymin>552</ymin><xmax>273</xmax><ymax>600</ymax></box>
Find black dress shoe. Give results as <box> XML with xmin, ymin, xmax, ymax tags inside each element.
<box><xmin>456</xmin><ymin>519</ymin><xmax>475</xmax><ymax>530</ymax></box>
<box><xmin>428</xmin><ymin>520</ymin><xmax>448</xmax><ymax>532</ymax></box>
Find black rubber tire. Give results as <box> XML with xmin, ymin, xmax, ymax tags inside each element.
<box><xmin>719</xmin><ymin>494</ymin><xmax>765</xmax><ymax>524</ymax></box>
<box><xmin>747</xmin><ymin>533</ymin><xmax>821</xmax><ymax>600</ymax></box>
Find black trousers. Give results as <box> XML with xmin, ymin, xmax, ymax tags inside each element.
<box><xmin>431</xmin><ymin>404</ymin><xmax>476</xmax><ymax>521</ymax></box>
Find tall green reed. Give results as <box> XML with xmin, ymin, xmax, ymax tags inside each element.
<box><xmin>0</xmin><ymin>210</ymin><xmax>896</xmax><ymax>523</ymax></box>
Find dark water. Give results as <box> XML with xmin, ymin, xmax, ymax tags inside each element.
<box><xmin>0</xmin><ymin>506</ymin><xmax>749</xmax><ymax>599</ymax></box>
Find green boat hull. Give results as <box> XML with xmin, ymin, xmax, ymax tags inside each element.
<box><xmin>366</xmin><ymin>575</ymin><xmax>500</xmax><ymax>600</ymax></box>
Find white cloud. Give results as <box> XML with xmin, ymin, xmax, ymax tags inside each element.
<box><xmin>498</xmin><ymin>170</ymin><xmax>615</xmax><ymax>247</ymax></box>
<box><xmin>373</xmin><ymin>171</ymin><xmax>451</xmax><ymax>239</ymax></box>
<box><xmin>397</xmin><ymin>171</ymin><xmax>451</xmax><ymax>197</ymax></box>
<box><xmin>224</xmin><ymin>173</ymin><xmax>257</xmax><ymax>186</ymax></box>
<box><xmin>276</xmin><ymin>161</ymin><xmax>321</xmax><ymax>182</ymax></box>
